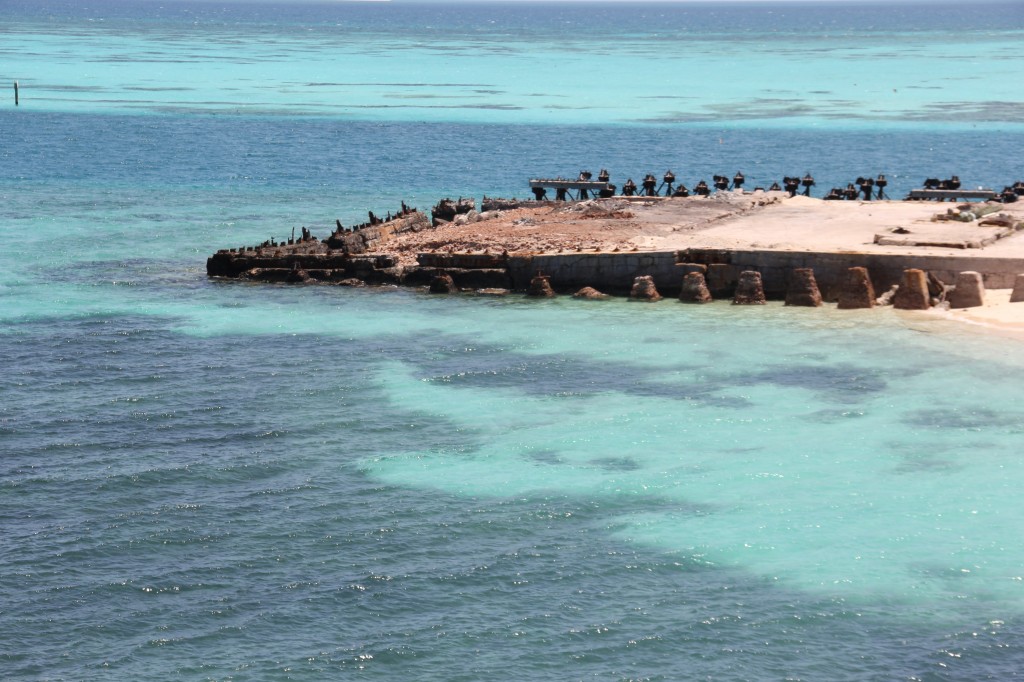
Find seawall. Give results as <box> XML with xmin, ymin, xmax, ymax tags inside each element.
<box><xmin>507</xmin><ymin>249</ymin><xmax>1024</xmax><ymax>297</ymax></box>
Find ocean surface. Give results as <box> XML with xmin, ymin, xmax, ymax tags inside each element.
<box><xmin>3</xmin><ymin>1</ymin><xmax>1024</xmax><ymax>679</ymax></box>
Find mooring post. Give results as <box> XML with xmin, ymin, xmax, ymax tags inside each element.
<box><xmin>14</xmin><ymin>81</ymin><xmax>19</xmax><ymax>106</ymax></box>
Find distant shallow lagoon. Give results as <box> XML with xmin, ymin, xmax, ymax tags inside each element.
<box><xmin>4</xmin><ymin>0</ymin><xmax>1024</xmax><ymax>127</ymax></box>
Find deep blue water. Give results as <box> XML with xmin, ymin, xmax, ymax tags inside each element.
<box><xmin>4</xmin><ymin>112</ymin><xmax>1023</xmax><ymax>209</ymax></box>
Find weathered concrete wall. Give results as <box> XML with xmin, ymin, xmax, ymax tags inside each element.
<box><xmin>508</xmin><ymin>252</ymin><xmax>681</xmax><ymax>295</ymax></box>
<box><xmin>417</xmin><ymin>253</ymin><xmax>507</xmax><ymax>269</ymax></box>
<box><xmin>509</xmin><ymin>249</ymin><xmax>1024</xmax><ymax>297</ymax></box>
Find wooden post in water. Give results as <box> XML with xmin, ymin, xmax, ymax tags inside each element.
<box><xmin>14</xmin><ymin>81</ymin><xmax>19</xmax><ymax>106</ymax></box>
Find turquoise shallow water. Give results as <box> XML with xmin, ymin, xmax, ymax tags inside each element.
<box><xmin>4</xmin><ymin>0</ymin><xmax>1023</xmax><ymax>126</ymax></box>
<box><xmin>3</xmin><ymin>1</ymin><xmax>1024</xmax><ymax>679</ymax></box>
<box><xmin>7</xmin><ymin>293</ymin><xmax>1024</xmax><ymax>679</ymax></box>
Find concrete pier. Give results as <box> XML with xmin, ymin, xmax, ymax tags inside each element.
<box><xmin>207</xmin><ymin>194</ymin><xmax>1024</xmax><ymax>304</ymax></box>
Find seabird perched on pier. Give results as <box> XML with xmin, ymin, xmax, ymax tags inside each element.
<box><xmin>642</xmin><ymin>174</ymin><xmax>658</xmax><ymax>197</ymax></box>
<box><xmin>783</xmin><ymin>176</ymin><xmax>800</xmax><ymax>197</ymax></box>
<box><xmin>661</xmin><ymin>170</ymin><xmax>676</xmax><ymax>195</ymax></box>
<box><xmin>856</xmin><ymin>176</ymin><xmax>874</xmax><ymax>200</ymax></box>
<box><xmin>875</xmin><ymin>174</ymin><xmax>888</xmax><ymax>199</ymax></box>
<box><xmin>801</xmin><ymin>173</ymin><xmax>815</xmax><ymax>196</ymax></box>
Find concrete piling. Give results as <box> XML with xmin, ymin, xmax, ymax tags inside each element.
<box><xmin>1010</xmin><ymin>274</ymin><xmax>1024</xmax><ymax>303</ymax></box>
<box><xmin>679</xmin><ymin>271</ymin><xmax>713</xmax><ymax>303</ymax></box>
<box><xmin>629</xmin><ymin>275</ymin><xmax>662</xmax><ymax>301</ymax></box>
<box><xmin>893</xmin><ymin>269</ymin><xmax>931</xmax><ymax>310</ymax></box>
<box><xmin>429</xmin><ymin>273</ymin><xmax>458</xmax><ymax>294</ymax></box>
<box><xmin>784</xmin><ymin>268</ymin><xmax>823</xmax><ymax>307</ymax></box>
<box><xmin>573</xmin><ymin>286</ymin><xmax>610</xmax><ymax>300</ymax></box>
<box><xmin>526</xmin><ymin>274</ymin><xmax>556</xmax><ymax>298</ymax></box>
<box><xmin>732</xmin><ymin>270</ymin><xmax>766</xmax><ymax>305</ymax></box>
<box><xmin>948</xmin><ymin>271</ymin><xmax>985</xmax><ymax>309</ymax></box>
<box><xmin>837</xmin><ymin>267</ymin><xmax>875</xmax><ymax>309</ymax></box>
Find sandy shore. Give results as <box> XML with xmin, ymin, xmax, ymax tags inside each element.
<box><xmin>924</xmin><ymin>289</ymin><xmax>1024</xmax><ymax>341</ymax></box>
